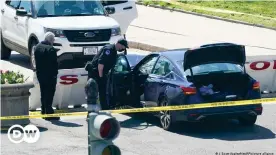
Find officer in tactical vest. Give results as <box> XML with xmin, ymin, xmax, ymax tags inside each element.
<box><xmin>85</xmin><ymin>39</ymin><xmax>129</xmax><ymax>112</ymax></box>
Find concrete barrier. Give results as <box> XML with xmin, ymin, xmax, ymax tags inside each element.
<box><xmin>29</xmin><ymin>69</ymin><xmax>88</xmax><ymax>110</ymax></box>
<box><xmin>1</xmin><ymin>82</ymin><xmax>34</xmax><ymax>127</ymax></box>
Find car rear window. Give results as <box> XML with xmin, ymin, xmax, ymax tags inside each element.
<box><xmin>176</xmin><ymin>61</ymin><xmax>243</xmax><ymax>76</ymax></box>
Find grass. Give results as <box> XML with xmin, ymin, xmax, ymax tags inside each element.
<box><xmin>138</xmin><ymin>0</ymin><xmax>276</xmax><ymax>29</ymax></box>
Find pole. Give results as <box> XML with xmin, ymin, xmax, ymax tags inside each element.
<box><xmin>87</xmin><ymin>113</ymin><xmax>92</xmax><ymax>155</ymax></box>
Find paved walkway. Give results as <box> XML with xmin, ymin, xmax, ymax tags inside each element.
<box><xmin>126</xmin><ymin>5</ymin><xmax>276</xmax><ymax>56</ymax></box>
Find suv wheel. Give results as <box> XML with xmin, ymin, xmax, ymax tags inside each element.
<box><xmin>238</xmin><ymin>115</ymin><xmax>257</xmax><ymax>126</ymax></box>
<box><xmin>1</xmin><ymin>32</ymin><xmax>11</xmax><ymax>60</ymax></box>
<box><xmin>30</xmin><ymin>40</ymin><xmax>38</xmax><ymax>70</ymax></box>
<box><xmin>159</xmin><ymin>97</ymin><xmax>175</xmax><ymax>131</ymax></box>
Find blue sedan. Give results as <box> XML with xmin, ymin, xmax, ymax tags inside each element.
<box><xmin>106</xmin><ymin>43</ymin><xmax>263</xmax><ymax>131</ymax></box>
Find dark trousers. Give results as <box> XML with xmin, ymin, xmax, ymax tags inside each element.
<box><xmin>96</xmin><ymin>76</ymin><xmax>109</xmax><ymax>110</ymax></box>
<box><xmin>37</xmin><ymin>76</ymin><xmax>57</xmax><ymax>114</ymax></box>
<box><xmin>88</xmin><ymin>75</ymin><xmax>109</xmax><ymax>110</ymax></box>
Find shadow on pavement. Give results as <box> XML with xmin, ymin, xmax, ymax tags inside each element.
<box><xmin>50</xmin><ymin>120</ymin><xmax>83</xmax><ymax>127</ymax></box>
<box><xmin>120</xmin><ymin>113</ymin><xmax>156</xmax><ymax>130</ymax></box>
<box><xmin>1</xmin><ymin>126</ymin><xmax>48</xmax><ymax>134</ymax></box>
<box><xmin>124</xmin><ymin>113</ymin><xmax>276</xmax><ymax>141</ymax></box>
<box><xmin>172</xmin><ymin>119</ymin><xmax>276</xmax><ymax>141</ymax></box>
<box><xmin>8</xmin><ymin>52</ymin><xmax>32</xmax><ymax>69</ymax></box>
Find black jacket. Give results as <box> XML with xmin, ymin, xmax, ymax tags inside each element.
<box><xmin>34</xmin><ymin>41</ymin><xmax>58</xmax><ymax>79</ymax></box>
<box><xmin>85</xmin><ymin>44</ymin><xmax>117</xmax><ymax>78</ymax></box>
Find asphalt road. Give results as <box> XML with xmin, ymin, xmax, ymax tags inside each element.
<box><xmin>1</xmin><ymin>52</ymin><xmax>276</xmax><ymax>155</ymax></box>
<box><xmin>126</xmin><ymin>5</ymin><xmax>276</xmax><ymax>56</ymax></box>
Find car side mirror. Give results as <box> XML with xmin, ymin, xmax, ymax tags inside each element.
<box><xmin>16</xmin><ymin>9</ymin><xmax>28</xmax><ymax>16</ymax></box>
<box><xmin>105</xmin><ymin>7</ymin><xmax>115</xmax><ymax>14</ymax></box>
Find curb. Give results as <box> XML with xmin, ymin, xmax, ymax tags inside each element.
<box><xmin>136</xmin><ymin>2</ymin><xmax>276</xmax><ymax>31</ymax></box>
<box><xmin>128</xmin><ymin>41</ymin><xmax>168</xmax><ymax>52</ymax></box>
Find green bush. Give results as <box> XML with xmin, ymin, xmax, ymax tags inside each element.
<box><xmin>1</xmin><ymin>70</ymin><xmax>27</xmax><ymax>84</ymax></box>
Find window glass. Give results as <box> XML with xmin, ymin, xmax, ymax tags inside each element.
<box><xmin>19</xmin><ymin>1</ymin><xmax>32</xmax><ymax>13</ymax></box>
<box><xmin>138</xmin><ymin>56</ymin><xmax>158</xmax><ymax>74</ymax></box>
<box><xmin>33</xmin><ymin>0</ymin><xmax>105</xmax><ymax>17</ymax></box>
<box><xmin>152</xmin><ymin>56</ymin><xmax>174</xmax><ymax>76</ymax></box>
<box><xmin>176</xmin><ymin>61</ymin><xmax>243</xmax><ymax>76</ymax></box>
<box><xmin>114</xmin><ymin>56</ymin><xmax>130</xmax><ymax>73</ymax></box>
<box><xmin>6</xmin><ymin>0</ymin><xmax>20</xmax><ymax>8</ymax></box>
<box><xmin>101</xmin><ymin>0</ymin><xmax>128</xmax><ymax>6</ymax></box>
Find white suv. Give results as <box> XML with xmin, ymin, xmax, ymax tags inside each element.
<box><xmin>1</xmin><ymin>0</ymin><xmax>137</xmax><ymax>69</ymax></box>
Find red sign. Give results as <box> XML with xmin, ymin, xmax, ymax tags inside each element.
<box><xmin>249</xmin><ymin>60</ymin><xmax>276</xmax><ymax>71</ymax></box>
<box><xmin>60</xmin><ymin>75</ymin><xmax>79</xmax><ymax>85</ymax></box>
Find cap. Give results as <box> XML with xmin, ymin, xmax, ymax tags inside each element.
<box><xmin>117</xmin><ymin>39</ymin><xmax>129</xmax><ymax>48</ymax></box>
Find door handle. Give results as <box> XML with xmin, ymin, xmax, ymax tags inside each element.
<box><xmin>14</xmin><ymin>16</ymin><xmax>18</xmax><ymax>20</ymax></box>
<box><xmin>1</xmin><ymin>9</ymin><xmax>4</xmax><ymax>13</ymax></box>
<box><xmin>123</xmin><ymin>6</ymin><xmax>133</xmax><ymax>10</ymax></box>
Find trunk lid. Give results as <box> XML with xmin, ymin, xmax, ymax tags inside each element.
<box><xmin>183</xmin><ymin>43</ymin><xmax>246</xmax><ymax>71</ymax></box>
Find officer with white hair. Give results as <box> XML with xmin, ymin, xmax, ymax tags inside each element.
<box><xmin>34</xmin><ymin>32</ymin><xmax>60</xmax><ymax>120</ymax></box>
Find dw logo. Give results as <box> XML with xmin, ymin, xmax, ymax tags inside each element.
<box><xmin>8</xmin><ymin>124</ymin><xmax>40</xmax><ymax>144</ymax></box>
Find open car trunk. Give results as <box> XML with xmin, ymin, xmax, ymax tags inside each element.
<box><xmin>191</xmin><ymin>72</ymin><xmax>253</xmax><ymax>102</ymax></box>
<box><xmin>183</xmin><ymin>43</ymin><xmax>250</xmax><ymax>102</ymax></box>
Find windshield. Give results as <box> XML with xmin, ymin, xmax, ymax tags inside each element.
<box><xmin>176</xmin><ymin>61</ymin><xmax>243</xmax><ymax>76</ymax></box>
<box><xmin>33</xmin><ymin>0</ymin><xmax>106</xmax><ymax>17</ymax></box>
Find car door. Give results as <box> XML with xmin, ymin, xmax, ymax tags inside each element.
<box><xmin>133</xmin><ymin>54</ymin><xmax>159</xmax><ymax>107</ymax></box>
<box><xmin>1</xmin><ymin>0</ymin><xmax>20</xmax><ymax>45</ymax></box>
<box><xmin>16</xmin><ymin>0</ymin><xmax>32</xmax><ymax>50</ymax></box>
<box><xmin>150</xmin><ymin>56</ymin><xmax>176</xmax><ymax>105</ymax></box>
<box><xmin>107</xmin><ymin>54</ymin><xmax>133</xmax><ymax>107</ymax></box>
<box><xmin>145</xmin><ymin>56</ymin><xmax>175</xmax><ymax>106</ymax></box>
<box><xmin>101</xmin><ymin>0</ymin><xmax>138</xmax><ymax>35</ymax></box>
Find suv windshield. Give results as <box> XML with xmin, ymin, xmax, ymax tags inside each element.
<box><xmin>176</xmin><ymin>61</ymin><xmax>243</xmax><ymax>76</ymax></box>
<box><xmin>33</xmin><ymin>0</ymin><xmax>106</xmax><ymax>17</ymax></box>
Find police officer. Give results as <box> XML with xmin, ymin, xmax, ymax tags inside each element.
<box><xmin>34</xmin><ymin>32</ymin><xmax>60</xmax><ymax>120</ymax></box>
<box><xmin>85</xmin><ymin>39</ymin><xmax>129</xmax><ymax>112</ymax></box>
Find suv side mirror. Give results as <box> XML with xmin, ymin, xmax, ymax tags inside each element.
<box><xmin>105</xmin><ymin>7</ymin><xmax>115</xmax><ymax>14</ymax></box>
<box><xmin>16</xmin><ymin>9</ymin><xmax>28</xmax><ymax>16</ymax></box>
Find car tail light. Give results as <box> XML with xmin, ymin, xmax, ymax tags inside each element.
<box><xmin>253</xmin><ymin>81</ymin><xmax>260</xmax><ymax>90</ymax></box>
<box><xmin>189</xmin><ymin>114</ymin><xmax>198</xmax><ymax>117</ymax></box>
<box><xmin>180</xmin><ymin>86</ymin><xmax>197</xmax><ymax>95</ymax></box>
<box><xmin>255</xmin><ymin>107</ymin><xmax>262</xmax><ymax>111</ymax></box>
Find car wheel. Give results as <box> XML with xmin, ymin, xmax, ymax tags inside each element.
<box><xmin>238</xmin><ymin>115</ymin><xmax>257</xmax><ymax>126</ymax></box>
<box><xmin>159</xmin><ymin>97</ymin><xmax>174</xmax><ymax>131</ymax></box>
<box><xmin>1</xmin><ymin>32</ymin><xmax>11</xmax><ymax>60</ymax></box>
<box><xmin>30</xmin><ymin>40</ymin><xmax>38</xmax><ymax>70</ymax></box>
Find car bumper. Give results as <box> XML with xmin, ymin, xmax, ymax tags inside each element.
<box><xmin>53</xmin><ymin>35</ymin><xmax>123</xmax><ymax>69</ymax></box>
<box><xmin>171</xmin><ymin>104</ymin><xmax>263</xmax><ymax>122</ymax></box>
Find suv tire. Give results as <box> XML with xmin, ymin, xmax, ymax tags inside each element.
<box><xmin>30</xmin><ymin>40</ymin><xmax>38</xmax><ymax>70</ymax></box>
<box><xmin>1</xmin><ymin>32</ymin><xmax>11</xmax><ymax>60</ymax></box>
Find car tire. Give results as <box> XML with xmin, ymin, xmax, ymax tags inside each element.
<box><xmin>30</xmin><ymin>40</ymin><xmax>38</xmax><ymax>70</ymax></box>
<box><xmin>159</xmin><ymin>97</ymin><xmax>175</xmax><ymax>131</ymax></box>
<box><xmin>238</xmin><ymin>115</ymin><xmax>257</xmax><ymax>126</ymax></box>
<box><xmin>1</xmin><ymin>32</ymin><xmax>11</xmax><ymax>60</ymax></box>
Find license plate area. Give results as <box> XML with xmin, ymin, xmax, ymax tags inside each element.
<box><xmin>83</xmin><ymin>47</ymin><xmax>98</xmax><ymax>55</ymax></box>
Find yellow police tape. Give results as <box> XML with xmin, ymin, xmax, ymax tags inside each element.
<box><xmin>0</xmin><ymin>98</ymin><xmax>276</xmax><ymax>120</ymax></box>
